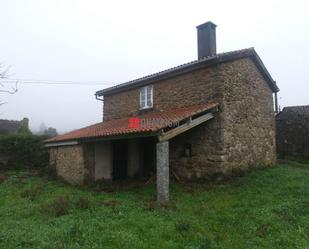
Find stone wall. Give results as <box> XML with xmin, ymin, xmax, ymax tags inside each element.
<box><xmin>49</xmin><ymin>145</ymin><xmax>86</xmax><ymax>185</ymax></box>
<box><xmin>169</xmin><ymin>115</ymin><xmax>224</xmax><ymax>180</ymax></box>
<box><xmin>83</xmin><ymin>143</ymin><xmax>95</xmax><ymax>182</ymax></box>
<box><xmin>103</xmin><ymin>66</ymin><xmax>224</xmax><ymax>121</ymax></box>
<box><xmin>276</xmin><ymin>110</ymin><xmax>309</xmax><ymax>158</ymax></box>
<box><xmin>221</xmin><ymin>58</ymin><xmax>276</xmax><ymax>172</ymax></box>
<box><xmin>103</xmin><ymin>62</ymin><xmax>227</xmax><ymax>180</ymax></box>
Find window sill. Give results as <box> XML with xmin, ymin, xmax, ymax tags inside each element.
<box><xmin>139</xmin><ymin>106</ymin><xmax>153</xmax><ymax>111</ymax></box>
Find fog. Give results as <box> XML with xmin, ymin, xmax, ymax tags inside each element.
<box><xmin>0</xmin><ymin>0</ymin><xmax>308</xmax><ymax>133</ymax></box>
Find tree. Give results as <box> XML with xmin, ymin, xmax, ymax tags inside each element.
<box><xmin>18</xmin><ymin>117</ymin><xmax>31</xmax><ymax>135</ymax></box>
<box><xmin>0</xmin><ymin>64</ymin><xmax>18</xmax><ymax>106</ymax></box>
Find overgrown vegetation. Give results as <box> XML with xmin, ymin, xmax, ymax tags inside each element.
<box><xmin>40</xmin><ymin>194</ymin><xmax>72</xmax><ymax>217</ymax></box>
<box><xmin>0</xmin><ymin>162</ymin><xmax>309</xmax><ymax>249</ymax></box>
<box><xmin>0</xmin><ymin>134</ymin><xmax>49</xmax><ymax>169</ymax></box>
<box><xmin>20</xmin><ymin>184</ymin><xmax>43</xmax><ymax>201</ymax></box>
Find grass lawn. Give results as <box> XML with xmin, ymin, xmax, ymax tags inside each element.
<box><xmin>0</xmin><ymin>162</ymin><xmax>309</xmax><ymax>249</ymax></box>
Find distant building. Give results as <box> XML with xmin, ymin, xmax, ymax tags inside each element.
<box><xmin>276</xmin><ymin>106</ymin><xmax>309</xmax><ymax>158</ymax></box>
<box><xmin>0</xmin><ymin>118</ymin><xmax>29</xmax><ymax>134</ymax></box>
<box><xmin>44</xmin><ymin>127</ymin><xmax>58</xmax><ymax>137</ymax></box>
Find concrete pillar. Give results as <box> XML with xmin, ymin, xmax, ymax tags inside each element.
<box><xmin>156</xmin><ymin>141</ymin><xmax>169</xmax><ymax>202</ymax></box>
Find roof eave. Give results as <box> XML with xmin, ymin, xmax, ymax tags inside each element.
<box><xmin>249</xmin><ymin>50</ymin><xmax>280</xmax><ymax>93</ymax></box>
<box><xmin>44</xmin><ymin>131</ymin><xmax>159</xmax><ymax>146</ymax></box>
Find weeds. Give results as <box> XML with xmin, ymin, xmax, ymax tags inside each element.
<box><xmin>75</xmin><ymin>197</ymin><xmax>91</xmax><ymax>210</ymax></box>
<box><xmin>100</xmin><ymin>199</ymin><xmax>119</xmax><ymax>211</ymax></box>
<box><xmin>198</xmin><ymin>238</ymin><xmax>212</xmax><ymax>249</ymax></box>
<box><xmin>20</xmin><ymin>184</ymin><xmax>43</xmax><ymax>201</ymax></box>
<box><xmin>40</xmin><ymin>195</ymin><xmax>71</xmax><ymax>217</ymax></box>
<box><xmin>175</xmin><ymin>220</ymin><xmax>191</xmax><ymax>233</ymax></box>
<box><xmin>0</xmin><ymin>174</ymin><xmax>6</xmax><ymax>183</ymax></box>
<box><xmin>144</xmin><ymin>201</ymin><xmax>177</xmax><ymax>212</ymax></box>
<box><xmin>1</xmin><ymin>163</ymin><xmax>309</xmax><ymax>249</ymax></box>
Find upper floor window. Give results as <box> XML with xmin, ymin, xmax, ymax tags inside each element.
<box><xmin>140</xmin><ymin>85</ymin><xmax>153</xmax><ymax>109</ymax></box>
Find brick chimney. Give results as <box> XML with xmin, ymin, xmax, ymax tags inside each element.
<box><xmin>196</xmin><ymin>21</ymin><xmax>217</xmax><ymax>59</ymax></box>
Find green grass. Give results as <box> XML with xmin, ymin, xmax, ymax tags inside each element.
<box><xmin>0</xmin><ymin>162</ymin><xmax>309</xmax><ymax>249</ymax></box>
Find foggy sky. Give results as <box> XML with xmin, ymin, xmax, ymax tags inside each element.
<box><xmin>1</xmin><ymin>0</ymin><xmax>308</xmax><ymax>133</ymax></box>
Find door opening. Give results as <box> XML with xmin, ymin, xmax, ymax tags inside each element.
<box><xmin>112</xmin><ymin>140</ymin><xmax>128</xmax><ymax>180</ymax></box>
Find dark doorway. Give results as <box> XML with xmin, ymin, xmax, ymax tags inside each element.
<box><xmin>112</xmin><ymin>140</ymin><xmax>128</xmax><ymax>180</ymax></box>
<box><xmin>140</xmin><ymin>137</ymin><xmax>156</xmax><ymax>177</ymax></box>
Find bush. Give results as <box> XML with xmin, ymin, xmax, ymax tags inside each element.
<box><xmin>0</xmin><ymin>134</ymin><xmax>49</xmax><ymax>169</ymax></box>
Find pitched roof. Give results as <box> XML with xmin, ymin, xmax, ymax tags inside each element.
<box><xmin>45</xmin><ymin>102</ymin><xmax>218</xmax><ymax>144</ymax></box>
<box><xmin>276</xmin><ymin>105</ymin><xmax>309</xmax><ymax>119</ymax></box>
<box><xmin>96</xmin><ymin>48</ymin><xmax>279</xmax><ymax>97</ymax></box>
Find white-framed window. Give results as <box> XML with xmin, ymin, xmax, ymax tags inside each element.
<box><xmin>139</xmin><ymin>85</ymin><xmax>153</xmax><ymax>109</ymax></box>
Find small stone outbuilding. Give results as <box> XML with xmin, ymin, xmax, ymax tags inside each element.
<box><xmin>45</xmin><ymin>21</ymin><xmax>279</xmax><ymax>201</ymax></box>
<box><xmin>276</xmin><ymin>106</ymin><xmax>309</xmax><ymax>158</ymax></box>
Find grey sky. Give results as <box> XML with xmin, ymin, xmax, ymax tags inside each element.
<box><xmin>0</xmin><ymin>0</ymin><xmax>308</xmax><ymax>133</ymax></box>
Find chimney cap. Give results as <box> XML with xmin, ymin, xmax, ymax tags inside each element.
<box><xmin>196</xmin><ymin>21</ymin><xmax>217</xmax><ymax>30</ymax></box>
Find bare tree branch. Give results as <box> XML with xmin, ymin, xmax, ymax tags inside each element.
<box><xmin>0</xmin><ymin>81</ymin><xmax>18</xmax><ymax>94</ymax></box>
<box><xmin>0</xmin><ymin>64</ymin><xmax>18</xmax><ymax>107</ymax></box>
<box><xmin>0</xmin><ymin>64</ymin><xmax>11</xmax><ymax>79</ymax></box>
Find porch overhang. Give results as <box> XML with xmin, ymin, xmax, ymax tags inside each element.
<box><xmin>158</xmin><ymin>112</ymin><xmax>214</xmax><ymax>142</ymax></box>
<box><xmin>44</xmin><ymin>102</ymin><xmax>219</xmax><ymax>147</ymax></box>
<box><xmin>44</xmin><ymin>102</ymin><xmax>219</xmax><ymax>202</ymax></box>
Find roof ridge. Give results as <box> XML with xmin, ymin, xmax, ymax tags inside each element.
<box><xmin>95</xmin><ymin>48</ymin><xmax>256</xmax><ymax>96</ymax></box>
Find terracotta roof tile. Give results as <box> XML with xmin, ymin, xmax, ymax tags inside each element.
<box><xmin>45</xmin><ymin>102</ymin><xmax>218</xmax><ymax>143</ymax></box>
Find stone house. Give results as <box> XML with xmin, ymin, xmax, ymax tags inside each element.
<box><xmin>45</xmin><ymin>22</ymin><xmax>279</xmax><ymax>201</ymax></box>
<box><xmin>276</xmin><ymin>106</ymin><xmax>309</xmax><ymax>158</ymax></box>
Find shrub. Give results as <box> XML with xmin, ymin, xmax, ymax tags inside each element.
<box><xmin>0</xmin><ymin>134</ymin><xmax>49</xmax><ymax>169</ymax></box>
